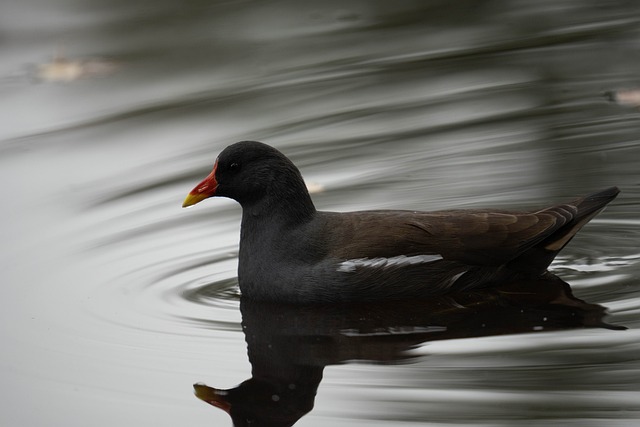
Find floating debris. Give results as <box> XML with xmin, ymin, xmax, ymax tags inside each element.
<box><xmin>35</xmin><ymin>52</ymin><xmax>119</xmax><ymax>82</ymax></box>
<box><xmin>605</xmin><ymin>88</ymin><xmax>640</xmax><ymax>108</ymax></box>
<box><xmin>305</xmin><ymin>180</ymin><xmax>325</xmax><ymax>194</ymax></box>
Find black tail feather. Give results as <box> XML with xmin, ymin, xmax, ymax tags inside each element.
<box><xmin>542</xmin><ymin>186</ymin><xmax>620</xmax><ymax>252</ymax></box>
<box><xmin>509</xmin><ymin>187</ymin><xmax>619</xmax><ymax>273</ymax></box>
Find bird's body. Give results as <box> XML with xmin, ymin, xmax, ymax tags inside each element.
<box><xmin>183</xmin><ymin>141</ymin><xmax>619</xmax><ymax>303</ymax></box>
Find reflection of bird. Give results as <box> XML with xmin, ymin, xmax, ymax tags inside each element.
<box><xmin>183</xmin><ymin>141</ymin><xmax>619</xmax><ymax>303</ymax></box>
<box><xmin>193</xmin><ymin>276</ymin><xmax>625</xmax><ymax>426</ymax></box>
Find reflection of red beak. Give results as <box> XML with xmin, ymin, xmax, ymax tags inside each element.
<box><xmin>193</xmin><ymin>383</ymin><xmax>231</xmax><ymax>414</ymax></box>
<box><xmin>182</xmin><ymin>161</ymin><xmax>218</xmax><ymax>208</ymax></box>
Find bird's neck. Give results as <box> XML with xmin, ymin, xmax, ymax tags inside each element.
<box><xmin>240</xmin><ymin>178</ymin><xmax>316</xmax><ymax>227</ymax></box>
<box><xmin>237</xmin><ymin>189</ymin><xmax>316</xmax><ymax>295</ymax></box>
<box><xmin>241</xmin><ymin>193</ymin><xmax>316</xmax><ymax>227</ymax></box>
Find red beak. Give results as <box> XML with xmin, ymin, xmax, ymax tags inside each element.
<box><xmin>182</xmin><ymin>161</ymin><xmax>218</xmax><ymax>208</ymax></box>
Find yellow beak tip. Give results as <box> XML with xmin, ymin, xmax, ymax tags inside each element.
<box><xmin>182</xmin><ymin>193</ymin><xmax>206</xmax><ymax>208</ymax></box>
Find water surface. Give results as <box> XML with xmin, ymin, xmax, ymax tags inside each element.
<box><xmin>1</xmin><ymin>1</ymin><xmax>639</xmax><ymax>426</ymax></box>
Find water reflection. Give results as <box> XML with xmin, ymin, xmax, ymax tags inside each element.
<box><xmin>193</xmin><ymin>274</ymin><xmax>624</xmax><ymax>426</ymax></box>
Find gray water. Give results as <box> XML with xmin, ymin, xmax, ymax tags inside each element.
<box><xmin>1</xmin><ymin>1</ymin><xmax>640</xmax><ymax>426</ymax></box>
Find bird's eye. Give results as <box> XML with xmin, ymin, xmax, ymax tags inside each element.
<box><xmin>229</xmin><ymin>162</ymin><xmax>240</xmax><ymax>172</ymax></box>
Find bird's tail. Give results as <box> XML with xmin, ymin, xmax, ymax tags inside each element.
<box><xmin>508</xmin><ymin>187</ymin><xmax>620</xmax><ymax>273</ymax></box>
<box><xmin>540</xmin><ymin>186</ymin><xmax>620</xmax><ymax>253</ymax></box>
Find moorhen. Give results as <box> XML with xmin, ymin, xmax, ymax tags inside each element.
<box><xmin>182</xmin><ymin>141</ymin><xmax>619</xmax><ymax>303</ymax></box>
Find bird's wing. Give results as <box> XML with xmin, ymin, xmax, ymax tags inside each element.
<box><xmin>327</xmin><ymin>207</ymin><xmax>575</xmax><ymax>266</ymax></box>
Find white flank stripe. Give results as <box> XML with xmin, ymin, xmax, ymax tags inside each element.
<box><xmin>337</xmin><ymin>254</ymin><xmax>443</xmax><ymax>273</ymax></box>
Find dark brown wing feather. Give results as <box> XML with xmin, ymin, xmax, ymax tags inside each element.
<box><xmin>325</xmin><ymin>187</ymin><xmax>619</xmax><ymax>270</ymax></box>
<box><xmin>328</xmin><ymin>210</ymin><xmax>564</xmax><ymax>265</ymax></box>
